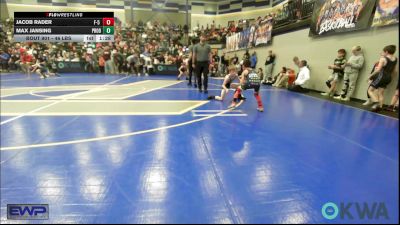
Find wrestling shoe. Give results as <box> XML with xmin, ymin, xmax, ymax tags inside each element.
<box><xmin>207</xmin><ymin>96</ymin><xmax>215</xmax><ymax>100</ymax></box>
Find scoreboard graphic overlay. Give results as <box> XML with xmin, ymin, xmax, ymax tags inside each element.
<box><xmin>14</xmin><ymin>12</ymin><xmax>114</xmax><ymax>42</ymax></box>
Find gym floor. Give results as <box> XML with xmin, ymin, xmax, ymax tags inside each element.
<box><xmin>1</xmin><ymin>73</ymin><xmax>398</xmax><ymax>223</ymax></box>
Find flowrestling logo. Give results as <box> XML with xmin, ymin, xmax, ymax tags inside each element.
<box><xmin>321</xmin><ymin>202</ymin><xmax>389</xmax><ymax>220</ymax></box>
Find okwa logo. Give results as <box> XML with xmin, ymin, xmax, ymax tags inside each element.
<box><xmin>321</xmin><ymin>202</ymin><xmax>389</xmax><ymax>220</ymax></box>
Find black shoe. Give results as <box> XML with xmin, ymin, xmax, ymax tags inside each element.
<box><xmin>207</xmin><ymin>96</ymin><xmax>215</xmax><ymax>100</ymax></box>
<box><xmin>187</xmin><ymin>82</ymin><xmax>192</xmax><ymax>86</ymax></box>
<box><xmin>194</xmin><ymin>84</ymin><xmax>198</xmax><ymax>88</ymax></box>
<box><xmin>326</xmin><ymin>81</ymin><xmax>331</xmax><ymax>88</ymax></box>
<box><xmin>204</xmin><ymin>90</ymin><xmax>208</xmax><ymax>94</ymax></box>
<box><xmin>199</xmin><ymin>89</ymin><xmax>203</xmax><ymax>93</ymax></box>
<box><xmin>55</xmin><ymin>73</ymin><xmax>61</xmax><ymax>77</ymax></box>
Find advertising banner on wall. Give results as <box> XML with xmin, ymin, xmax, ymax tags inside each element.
<box><xmin>309</xmin><ymin>0</ymin><xmax>377</xmax><ymax>36</ymax></box>
<box><xmin>226</xmin><ymin>19</ymin><xmax>273</xmax><ymax>52</ymax></box>
<box><xmin>372</xmin><ymin>0</ymin><xmax>399</xmax><ymax>27</ymax></box>
<box><xmin>254</xmin><ymin>18</ymin><xmax>273</xmax><ymax>46</ymax></box>
<box><xmin>248</xmin><ymin>25</ymin><xmax>256</xmax><ymax>48</ymax></box>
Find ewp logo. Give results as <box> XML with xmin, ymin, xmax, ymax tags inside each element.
<box><xmin>7</xmin><ymin>204</ymin><xmax>49</xmax><ymax>220</ymax></box>
<box><xmin>321</xmin><ymin>202</ymin><xmax>389</xmax><ymax>220</ymax></box>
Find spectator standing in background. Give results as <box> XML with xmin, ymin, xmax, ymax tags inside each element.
<box><xmin>98</xmin><ymin>55</ymin><xmax>105</xmax><ymax>73</ymax></box>
<box><xmin>103</xmin><ymin>48</ymin><xmax>113</xmax><ymax>74</ymax></box>
<box><xmin>8</xmin><ymin>49</ymin><xmax>20</xmax><ymax>72</ymax></box>
<box><xmin>243</xmin><ymin>50</ymin><xmax>250</xmax><ymax>61</ymax></box>
<box><xmin>250</xmin><ymin>51</ymin><xmax>257</xmax><ymax>69</ymax></box>
<box><xmin>231</xmin><ymin>54</ymin><xmax>239</xmax><ymax>65</ymax></box>
<box><xmin>193</xmin><ymin>35</ymin><xmax>212</xmax><ymax>93</ymax></box>
<box><xmin>213</xmin><ymin>51</ymin><xmax>220</xmax><ymax>75</ymax></box>
<box><xmin>262</xmin><ymin>50</ymin><xmax>276</xmax><ymax>84</ymax></box>
<box><xmin>0</xmin><ymin>49</ymin><xmax>10</xmax><ymax>72</ymax></box>
<box><xmin>257</xmin><ymin>68</ymin><xmax>264</xmax><ymax>81</ymax></box>
<box><xmin>220</xmin><ymin>52</ymin><xmax>229</xmax><ymax>74</ymax></box>
<box><xmin>334</xmin><ymin>46</ymin><xmax>365</xmax><ymax>101</ymax></box>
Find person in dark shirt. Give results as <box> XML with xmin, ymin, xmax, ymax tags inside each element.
<box><xmin>366</xmin><ymin>45</ymin><xmax>398</xmax><ymax>111</ymax></box>
<box><xmin>0</xmin><ymin>49</ymin><xmax>10</xmax><ymax>72</ymax></box>
<box><xmin>229</xmin><ymin>60</ymin><xmax>264</xmax><ymax>112</ymax></box>
<box><xmin>243</xmin><ymin>50</ymin><xmax>250</xmax><ymax>61</ymax></box>
<box><xmin>321</xmin><ymin>49</ymin><xmax>347</xmax><ymax>97</ymax></box>
<box><xmin>220</xmin><ymin>52</ymin><xmax>228</xmax><ymax>74</ymax></box>
<box><xmin>231</xmin><ymin>54</ymin><xmax>239</xmax><ymax>65</ymax></box>
<box><xmin>262</xmin><ymin>50</ymin><xmax>276</xmax><ymax>84</ymax></box>
<box><xmin>192</xmin><ymin>35</ymin><xmax>212</xmax><ymax>93</ymax></box>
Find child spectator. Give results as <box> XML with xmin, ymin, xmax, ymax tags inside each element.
<box><xmin>366</xmin><ymin>45</ymin><xmax>398</xmax><ymax>111</ymax></box>
<box><xmin>321</xmin><ymin>49</ymin><xmax>347</xmax><ymax>97</ymax></box>
<box><xmin>334</xmin><ymin>46</ymin><xmax>365</xmax><ymax>101</ymax></box>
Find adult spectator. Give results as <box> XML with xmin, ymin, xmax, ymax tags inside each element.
<box><xmin>193</xmin><ymin>35</ymin><xmax>212</xmax><ymax>93</ymax></box>
<box><xmin>220</xmin><ymin>52</ymin><xmax>229</xmax><ymax>74</ymax></box>
<box><xmin>250</xmin><ymin>51</ymin><xmax>257</xmax><ymax>69</ymax></box>
<box><xmin>103</xmin><ymin>48</ymin><xmax>113</xmax><ymax>74</ymax></box>
<box><xmin>213</xmin><ymin>52</ymin><xmax>220</xmax><ymax>67</ymax></box>
<box><xmin>8</xmin><ymin>48</ymin><xmax>20</xmax><ymax>72</ymax></box>
<box><xmin>243</xmin><ymin>50</ymin><xmax>250</xmax><ymax>62</ymax></box>
<box><xmin>231</xmin><ymin>54</ymin><xmax>239</xmax><ymax>65</ymax></box>
<box><xmin>293</xmin><ymin>56</ymin><xmax>301</xmax><ymax>68</ymax></box>
<box><xmin>262</xmin><ymin>50</ymin><xmax>276</xmax><ymax>84</ymax></box>
<box><xmin>0</xmin><ymin>49</ymin><xmax>10</xmax><ymax>72</ymax></box>
<box><xmin>113</xmin><ymin>49</ymin><xmax>124</xmax><ymax>74</ymax></box>
<box><xmin>98</xmin><ymin>55</ymin><xmax>105</xmax><ymax>73</ymax></box>
<box><xmin>334</xmin><ymin>46</ymin><xmax>365</xmax><ymax>101</ymax></box>
<box><xmin>288</xmin><ymin>60</ymin><xmax>310</xmax><ymax>93</ymax></box>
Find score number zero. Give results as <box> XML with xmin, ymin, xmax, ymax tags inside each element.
<box><xmin>93</xmin><ymin>18</ymin><xmax>114</xmax><ymax>26</ymax></box>
<box><xmin>91</xmin><ymin>27</ymin><xmax>114</xmax><ymax>34</ymax></box>
<box><xmin>92</xmin><ymin>18</ymin><xmax>114</xmax><ymax>35</ymax></box>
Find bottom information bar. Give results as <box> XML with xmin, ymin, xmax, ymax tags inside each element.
<box><xmin>13</xmin><ymin>35</ymin><xmax>114</xmax><ymax>42</ymax></box>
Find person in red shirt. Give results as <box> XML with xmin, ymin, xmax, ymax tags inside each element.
<box><xmin>19</xmin><ymin>48</ymin><xmax>33</xmax><ymax>76</ymax></box>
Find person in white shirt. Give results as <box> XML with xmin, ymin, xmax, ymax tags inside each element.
<box><xmin>288</xmin><ymin>60</ymin><xmax>310</xmax><ymax>93</ymax></box>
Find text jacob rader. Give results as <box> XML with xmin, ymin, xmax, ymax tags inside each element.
<box><xmin>15</xmin><ymin>20</ymin><xmax>53</xmax><ymax>25</ymax></box>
